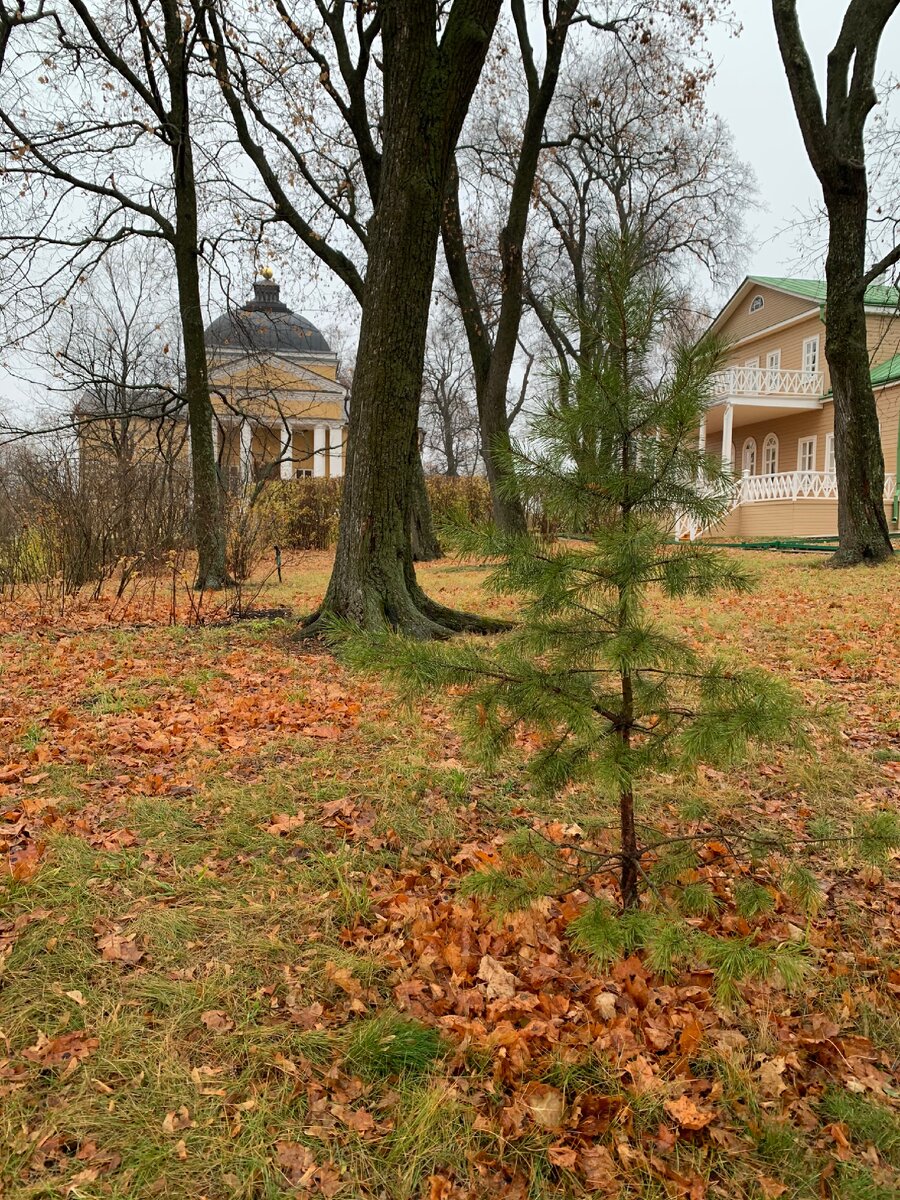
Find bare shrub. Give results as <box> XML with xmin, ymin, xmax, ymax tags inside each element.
<box><xmin>0</xmin><ymin>430</ymin><xmax>192</xmax><ymax>611</ymax></box>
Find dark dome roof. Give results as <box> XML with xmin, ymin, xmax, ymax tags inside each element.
<box><xmin>205</xmin><ymin>277</ymin><xmax>331</xmax><ymax>354</ymax></box>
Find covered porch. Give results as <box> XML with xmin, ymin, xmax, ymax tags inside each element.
<box><xmin>213</xmin><ymin>418</ymin><xmax>344</xmax><ymax>488</ymax></box>
<box><xmin>700</xmin><ymin>365</ymin><xmax>826</xmax><ymax>471</ymax></box>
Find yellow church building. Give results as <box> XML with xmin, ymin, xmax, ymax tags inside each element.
<box><xmin>206</xmin><ymin>271</ymin><xmax>347</xmax><ymax>485</ymax></box>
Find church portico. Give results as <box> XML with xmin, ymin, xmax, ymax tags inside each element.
<box><xmin>212</xmin><ymin>416</ymin><xmax>345</xmax><ymax>485</ymax></box>
<box><xmin>204</xmin><ymin>271</ymin><xmax>348</xmax><ymax>491</ymax></box>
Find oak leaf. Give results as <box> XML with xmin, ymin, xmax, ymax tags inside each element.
<box><xmin>275</xmin><ymin>1141</ymin><xmax>342</xmax><ymax>1195</ymax></box>
<box><xmin>263</xmin><ymin>812</ymin><xmax>305</xmax><ymax>836</ymax></box>
<box><xmin>200</xmin><ymin>1009</ymin><xmax>234</xmax><ymax>1034</ymax></box>
<box><xmin>331</xmin><ymin>1103</ymin><xmax>377</xmax><ymax>1133</ymax></box>
<box><xmin>5</xmin><ymin>840</ymin><xmax>44</xmax><ymax>881</ymax></box>
<box><xmin>757</xmin><ymin>1057</ymin><xmax>789</xmax><ymax>1097</ymax></box>
<box><xmin>546</xmin><ymin>1143</ymin><xmax>578</xmax><ymax>1169</ymax></box>
<box><xmin>96</xmin><ymin>932</ymin><xmax>144</xmax><ymax>966</ymax></box>
<box><xmin>663</xmin><ymin>1094</ymin><xmax>715</xmax><ymax>1130</ymax></box>
<box><xmin>477</xmin><ymin>954</ymin><xmax>519</xmax><ymax>1000</ymax></box>
<box><xmin>162</xmin><ymin>1106</ymin><xmax>192</xmax><ymax>1134</ymax></box>
<box><xmin>23</xmin><ymin>1030</ymin><xmax>98</xmax><ymax>1066</ymax></box>
<box><xmin>578</xmin><ymin>1145</ymin><xmax>619</xmax><ymax>1193</ymax></box>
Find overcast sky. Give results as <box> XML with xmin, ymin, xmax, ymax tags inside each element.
<box><xmin>705</xmin><ymin>0</ymin><xmax>900</xmax><ymax>278</ymax></box>
<box><xmin>3</xmin><ymin>0</ymin><xmax>900</xmax><ymax>419</ymax></box>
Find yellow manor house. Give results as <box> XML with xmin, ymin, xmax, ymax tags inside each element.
<box><xmin>685</xmin><ymin>276</ymin><xmax>900</xmax><ymax>541</ymax></box>
<box><xmin>205</xmin><ymin>272</ymin><xmax>347</xmax><ymax>484</ymax></box>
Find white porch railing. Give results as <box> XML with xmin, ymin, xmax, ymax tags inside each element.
<box><xmin>738</xmin><ymin>470</ymin><xmax>897</xmax><ymax>504</ymax></box>
<box><xmin>673</xmin><ymin>472</ymin><xmax>896</xmax><ymax>540</ymax></box>
<box><xmin>712</xmin><ymin>366</ymin><xmax>824</xmax><ymax>398</ymax></box>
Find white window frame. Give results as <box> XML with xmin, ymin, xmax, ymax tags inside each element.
<box><xmin>764</xmin><ymin>349</ymin><xmax>781</xmax><ymax>393</ymax></box>
<box><xmin>745</xmin><ymin>356</ymin><xmax>760</xmax><ymax>368</ymax></box>
<box><xmin>750</xmin><ymin>295</ymin><xmax>765</xmax><ymax>313</ymax></box>
<box><xmin>824</xmin><ymin>433</ymin><xmax>836</xmax><ymax>480</ymax></box>
<box><xmin>802</xmin><ymin>335</ymin><xmax>820</xmax><ymax>376</ymax></box>
<box><xmin>762</xmin><ymin>433</ymin><xmax>779</xmax><ymax>476</ymax></box>
<box><xmin>797</xmin><ymin>435</ymin><xmax>817</xmax><ymax>473</ymax></box>
<box><xmin>741</xmin><ymin>437</ymin><xmax>757</xmax><ymax>476</ymax></box>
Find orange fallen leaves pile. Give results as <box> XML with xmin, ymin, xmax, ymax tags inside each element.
<box><xmin>1</xmin><ymin>553</ymin><xmax>898</xmax><ymax>1197</ymax></box>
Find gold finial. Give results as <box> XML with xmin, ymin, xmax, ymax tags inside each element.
<box><xmin>259</xmin><ymin>265</ymin><xmax>274</xmax><ymax>280</ymax></box>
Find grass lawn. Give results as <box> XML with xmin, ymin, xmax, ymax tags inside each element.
<box><xmin>1</xmin><ymin>549</ymin><xmax>899</xmax><ymax>1199</ymax></box>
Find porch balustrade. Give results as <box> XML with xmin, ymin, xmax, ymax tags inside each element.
<box><xmin>712</xmin><ymin>366</ymin><xmax>824</xmax><ymax>398</ymax></box>
<box><xmin>673</xmin><ymin>472</ymin><xmax>896</xmax><ymax>540</ymax></box>
<box><xmin>737</xmin><ymin>470</ymin><xmax>896</xmax><ymax>504</ymax></box>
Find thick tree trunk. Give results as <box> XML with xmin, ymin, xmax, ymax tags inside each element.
<box><xmin>165</xmin><ymin>7</ymin><xmax>228</xmax><ymax>590</ymax></box>
<box><xmin>771</xmin><ymin>0</ymin><xmax>896</xmax><ymax>566</ymax></box>
<box><xmin>410</xmin><ymin>448</ymin><xmax>442</xmax><ymax>562</ymax></box>
<box><xmin>303</xmin><ymin>0</ymin><xmax>504</xmax><ymax>636</ymax></box>
<box><xmin>824</xmin><ymin>188</ymin><xmax>893</xmax><ymax>565</ymax></box>
<box><xmin>173</xmin><ymin>233</ymin><xmax>228</xmax><ymax>590</ymax></box>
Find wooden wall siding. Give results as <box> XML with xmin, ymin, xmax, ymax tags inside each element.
<box><xmin>718</xmin><ymin>286</ymin><xmax>816</xmax><ymax>344</ymax></box>
<box><xmin>718</xmin><ymin>299</ymin><xmax>900</xmax><ymax>398</ymax></box>
<box><xmin>720</xmin><ymin>314</ymin><xmax>828</xmax><ymax>390</ymax></box>
<box><xmin>707</xmin><ymin>498</ymin><xmax>894</xmax><ymax>541</ymax></box>
<box><xmin>706</xmin><ymin>384</ymin><xmax>899</xmax><ymax>473</ymax></box>
<box><xmin>877</xmin><ymin>386</ymin><xmax>899</xmax><ymax>478</ymax></box>
<box><xmin>867</xmin><ymin>315</ymin><xmax>900</xmax><ymax>366</ymax></box>
<box><xmin>706</xmin><ymin>405</ymin><xmax>833</xmax><ymax>473</ymax></box>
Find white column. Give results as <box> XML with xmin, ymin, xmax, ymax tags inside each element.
<box><xmin>240</xmin><ymin>421</ymin><xmax>253</xmax><ymax>483</ymax></box>
<box><xmin>280</xmin><ymin>422</ymin><xmax>293</xmax><ymax>481</ymax></box>
<box><xmin>698</xmin><ymin>413</ymin><xmax>706</xmax><ymax>453</ymax></box>
<box><xmin>313</xmin><ymin>424</ymin><xmax>327</xmax><ymax>478</ymax></box>
<box><xmin>721</xmin><ymin>403</ymin><xmax>734</xmax><ymax>473</ymax></box>
<box><xmin>329</xmin><ymin>427</ymin><xmax>344</xmax><ymax>478</ymax></box>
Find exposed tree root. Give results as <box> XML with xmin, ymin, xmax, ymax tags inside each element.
<box><xmin>297</xmin><ymin>578</ymin><xmax>512</xmax><ymax>642</ymax></box>
<box><xmin>826</xmin><ymin>544</ymin><xmax>893</xmax><ymax>568</ymax></box>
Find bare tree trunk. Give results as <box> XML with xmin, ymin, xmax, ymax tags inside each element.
<box><xmin>825</xmin><ymin>188</ymin><xmax>893</xmax><ymax>564</ymax></box>
<box><xmin>410</xmin><ymin>448</ymin><xmax>442</xmax><ymax>562</ymax></box>
<box><xmin>165</xmin><ymin>0</ymin><xmax>228</xmax><ymax>589</ymax></box>
<box><xmin>443</xmin><ymin>166</ymin><xmax>528</xmax><ymax>534</ymax></box>
<box><xmin>619</xmin><ymin>781</ymin><xmax>639</xmax><ymax>910</ymax></box>
<box><xmin>772</xmin><ymin>0</ymin><xmax>896</xmax><ymax>565</ymax></box>
<box><xmin>302</xmin><ymin>0</ymin><xmax>503</xmax><ymax>636</ymax></box>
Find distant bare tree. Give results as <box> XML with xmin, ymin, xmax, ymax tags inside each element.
<box><xmin>0</xmin><ymin>0</ymin><xmax>230</xmax><ymax>587</ymax></box>
<box><xmin>420</xmin><ymin>308</ymin><xmax>481</xmax><ymax>477</ymax></box>
<box><xmin>523</xmin><ymin>41</ymin><xmax>752</xmax><ymax>378</ymax></box>
<box><xmin>441</xmin><ymin>3</ymin><xmax>734</xmax><ymax>533</ymax></box>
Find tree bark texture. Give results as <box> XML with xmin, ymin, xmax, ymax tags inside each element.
<box><xmin>305</xmin><ymin>0</ymin><xmax>503</xmax><ymax>635</ymax></box>
<box><xmin>163</xmin><ymin>1</ymin><xmax>228</xmax><ymax>590</ymax></box>
<box><xmin>773</xmin><ymin>0</ymin><xmax>896</xmax><ymax>564</ymax></box>
<box><xmin>410</xmin><ymin>448</ymin><xmax>442</xmax><ymax>562</ymax></box>
<box><xmin>825</xmin><ymin>190</ymin><xmax>893</xmax><ymax>563</ymax></box>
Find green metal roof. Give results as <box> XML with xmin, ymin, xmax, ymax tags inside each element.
<box><xmin>870</xmin><ymin>354</ymin><xmax>900</xmax><ymax>387</ymax></box>
<box><xmin>822</xmin><ymin>354</ymin><xmax>900</xmax><ymax>397</ymax></box>
<box><xmin>749</xmin><ymin>276</ymin><xmax>900</xmax><ymax>308</ymax></box>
